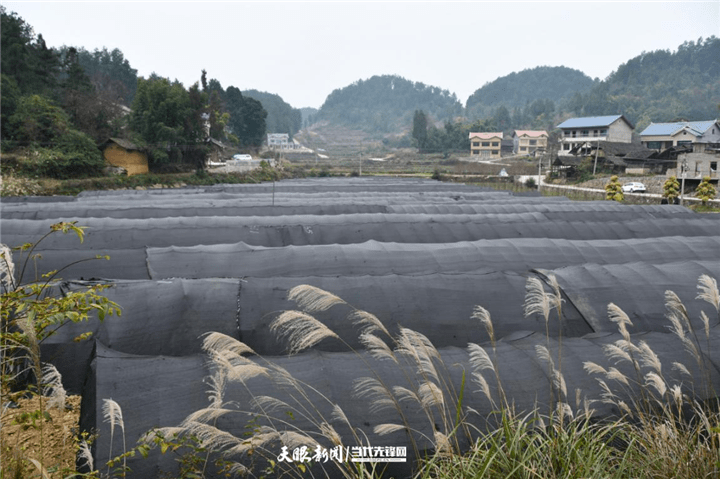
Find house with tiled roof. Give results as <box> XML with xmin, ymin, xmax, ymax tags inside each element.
<box><xmin>639</xmin><ymin>120</ymin><xmax>720</xmax><ymax>153</ymax></box>
<box><xmin>512</xmin><ymin>130</ymin><xmax>548</xmax><ymax>156</ymax></box>
<box><xmin>556</xmin><ymin>115</ymin><xmax>634</xmax><ymax>156</ymax></box>
<box><xmin>469</xmin><ymin>132</ymin><xmax>503</xmax><ymax>157</ymax></box>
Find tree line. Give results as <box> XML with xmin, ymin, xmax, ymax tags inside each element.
<box><xmin>0</xmin><ymin>7</ymin><xmax>305</xmax><ymax>177</ymax></box>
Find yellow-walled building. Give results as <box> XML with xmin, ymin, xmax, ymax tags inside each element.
<box><xmin>101</xmin><ymin>138</ymin><xmax>148</xmax><ymax>176</ymax></box>
<box><xmin>469</xmin><ymin>132</ymin><xmax>503</xmax><ymax>157</ymax></box>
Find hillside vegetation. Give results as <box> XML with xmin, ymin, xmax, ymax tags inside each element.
<box><xmin>569</xmin><ymin>37</ymin><xmax>720</xmax><ymax>132</ymax></box>
<box><xmin>465</xmin><ymin>66</ymin><xmax>597</xmax><ymax>119</ymax></box>
<box><xmin>316</xmin><ymin>75</ymin><xmax>464</xmax><ymax>134</ymax></box>
<box><xmin>308</xmin><ymin>38</ymin><xmax>719</xmax><ymax>142</ymax></box>
<box><xmin>243</xmin><ymin>89</ymin><xmax>303</xmax><ymax>138</ymax></box>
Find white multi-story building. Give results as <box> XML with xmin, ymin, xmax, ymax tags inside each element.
<box><xmin>640</xmin><ymin>120</ymin><xmax>720</xmax><ymax>153</ymax></box>
<box><xmin>267</xmin><ymin>133</ymin><xmax>290</xmax><ymax>149</ymax></box>
<box><xmin>557</xmin><ymin>115</ymin><xmax>634</xmax><ymax>156</ymax></box>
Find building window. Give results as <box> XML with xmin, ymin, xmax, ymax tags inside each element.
<box><xmin>492</xmin><ymin>142</ymin><xmax>499</xmax><ymax>147</ymax></box>
<box><xmin>482</xmin><ymin>142</ymin><xmax>490</xmax><ymax>147</ymax></box>
<box><xmin>601</xmin><ymin>129</ymin><xmax>607</xmax><ymax>135</ymax></box>
<box><xmin>563</xmin><ymin>144</ymin><xmax>571</xmax><ymax>150</ymax></box>
<box><xmin>529</xmin><ymin>140</ymin><xmax>537</xmax><ymax>146</ymax></box>
<box><xmin>711</xmin><ymin>162</ymin><xmax>717</xmax><ymax>172</ymax></box>
<box><xmin>646</xmin><ymin>141</ymin><xmax>662</xmax><ymax>150</ymax></box>
<box><xmin>582</xmin><ymin>130</ymin><xmax>589</xmax><ymax>136</ymax></box>
<box><xmin>492</xmin><ymin>150</ymin><xmax>499</xmax><ymax>155</ymax></box>
<box><xmin>520</xmin><ymin>147</ymin><xmax>527</xmax><ymax>151</ymax></box>
<box><xmin>472</xmin><ymin>142</ymin><xmax>479</xmax><ymax>147</ymax></box>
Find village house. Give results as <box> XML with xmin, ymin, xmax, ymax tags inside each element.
<box><xmin>512</xmin><ymin>130</ymin><xmax>548</xmax><ymax>156</ymax></box>
<box><xmin>639</xmin><ymin>120</ymin><xmax>720</xmax><ymax>153</ymax></box>
<box><xmin>266</xmin><ymin>133</ymin><xmax>303</xmax><ymax>150</ymax></box>
<box><xmin>469</xmin><ymin>132</ymin><xmax>503</xmax><ymax>157</ymax></box>
<box><xmin>556</xmin><ymin>115</ymin><xmax>634</xmax><ymax>156</ymax></box>
<box><xmin>205</xmin><ymin>138</ymin><xmax>228</xmax><ymax>165</ymax></box>
<box><xmin>667</xmin><ymin>151</ymin><xmax>720</xmax><ymax>181</ymax></box>
<box><xmin>100</xmin><ymin>138</ymin><xmax>148</xmax><ymax>176</ymax></box>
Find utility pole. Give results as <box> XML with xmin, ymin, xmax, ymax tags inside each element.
<box><xmin>680</xmin><ymin>157</ymin><xmax>688</xmax><ymax>206</ymax></box>
<box><xmin>592</xmin><ymin>139</ymin><xmax>600</xmax><ymax>176</ymax></box>
<box><xmin>537</xmin><ymin>153</ymin><xmax>542</xmax><ymax>192</ymax></box>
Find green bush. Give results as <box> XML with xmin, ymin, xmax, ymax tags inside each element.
<box><xmin>695</xmin><ymin>176</ymin><xmax>717</xmax><ymax>205</ymax></box>
<box><xmin>605</xmin><ymin>175</ymin><xmax>624</xmax><ymax>202</ymax></box>
<box><xmin>6</xmin><ymin>95</ymin><xmax>104</xmax><ymax>179</ymax></box>
<box><xmin>663</xmin><ymin>176</ymin><xmax>681</xmax><ymax>203</ymax></box>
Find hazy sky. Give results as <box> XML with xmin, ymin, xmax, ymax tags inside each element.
<box><xmin>5</xmin><ymin>1</ymin><xmax>719</xmax><ymax>109</ymax></box>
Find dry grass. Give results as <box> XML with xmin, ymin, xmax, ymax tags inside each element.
<box><xmin>131</xmin><ymin>274</ymin><xmax>720</xmax><ymax>479</ymax></box>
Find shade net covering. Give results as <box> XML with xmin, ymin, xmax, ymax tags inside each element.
<box><xmin>147</xmin><ymin>236</ymin><xmax>720</xmax><ymax>280</ymax></box>
<box><xmin>0</xmin><ymin>200</ymin><xmax>695</xmax><ymax>220</ymax></box>
<box><xmin>69</xmin><ymin>176</ymin><xmax>521</xmax><ymax>197</ymax></box>
<box><xmin>82</xmin><ymin>324</ymin><xmax>720</xmax><ymax>478</ymax></box>
<box><xmin>545</xmin><ymin>260</ymin><xmax>720</xmax><ymax>335</ymax></box>
<box><xmin>7</xmin><ymin>212</ymin><xmax>719</xmax><ymax>251</ymax></box>
<box><xmin>40</xmin><ymin>278</ymin><xmax>241</xmax><ymax>393</ymax></box>
<box><xmin>38</xmin><ymin>258</ymin><xmax>719</xmax><ymax>397</ymax></box>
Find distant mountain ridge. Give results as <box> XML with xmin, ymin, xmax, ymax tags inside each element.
<box><xmin>242</xmin><ymin>89</ymin><xmax>302</xmax><ymax>137</ymax></box>
<box><xmin>316</xmin><ymin>75</ymin><xmax>464</xmax><ymax>135</ymax></box>
<box><xmin>307</xmin><ymin>37</ymin><xmax>719</xmax><ymax>136</ymax></box>
<box><xmin>465</xmin><ymin>66</ymin><xmax>597</xmax><ymax>119</ymax></box>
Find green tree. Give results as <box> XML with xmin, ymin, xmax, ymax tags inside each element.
<box><xmin>493</xmin><ymin>105</ymin><xmax>512</xmax><ymax>132</ymax></box>
<box><xmin>663</xmin><ymin>176</ymin><xmax>681</xmax><ymax>204</ymax></box>
<box><xmin>8</xmin><ymin>94</ymin><xmax>71</xmax><ymax>145</ymax></box>
<box><xmin>605</xmin><ymin>175</ymin><xmax>624</xmax><ymax>202</ymax></box>
<box><xmin>72</xmin><ymin>46</ymin><xmax>138</xmax><ymax>106</ymax></box>
<box><xmin>1</xmin><ymin>7</ymin><xmax>60</xmax><ymax>96</ymax></box>
<box><xmin>412</xmin><ymin>110</ymin><xmax>428</xmax><ymax>151</ymax></box>
<box><xmin>130</xmin><ymin>76</ymin><xmax>204</xmax><ymax>165</ymax></box>
<box><xmin>1</xmin><ymin>74</ymin><xmax>22</xmax><ymax>148</ymax></box>
<box><xmin>226</xmin><ymin>86</ymin><xmax>267</xmax><ymax>148</ymax></box>
<box><xmin>243</xmin><ymin>89</ymin><xmax>301</xmax><ymax>138</ymax></box>
<box><xmin>695</xmin><ymin>177</ymin><xmax>717</xmax><ymax>205</ymax></box>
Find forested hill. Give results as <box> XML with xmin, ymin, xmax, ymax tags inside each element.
<box><xmin>316</xmin><ymin>75</ymin><xmax>464</xmax><ymax>134</ymax></box>
<box><xmin>568</xmin><ymin>36</ymin><xmax>720</xmax><ymax>130</ymax></box>
<box><xmin>242</xmin><ymin>90</ymin><xmax>303</xmax><ymax>138</ymax></box>
<box><xmin>465</xmin><ymin>66</ymin><xmax>597</xmax><ymax>119</ymax></box>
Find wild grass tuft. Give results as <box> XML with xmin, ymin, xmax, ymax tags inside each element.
<box><xmin>137</xmin><ymin>273</ymin><xmax>720</xmax><ymax>479</ymax></box>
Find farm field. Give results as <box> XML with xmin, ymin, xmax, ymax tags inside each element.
<box><xmin>3</xmin><ymin>176</ymin><xmax>720</xmax><ymax>478</ymax></box>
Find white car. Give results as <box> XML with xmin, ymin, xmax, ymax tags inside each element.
<box><xmin>622</xmin><ymin>182</ymin><xmax>647</xmax><ymax>193</ymax></box>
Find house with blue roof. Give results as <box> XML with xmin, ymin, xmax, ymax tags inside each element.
<box><xmin>556</xmin><ymin>115</ymin><xmax>634</xmax><ymax>156</ymax></box>
<box><xmin>639</xmin><ymin>120</ymin><xmax>720</xmax><ymax>154</ymax></box>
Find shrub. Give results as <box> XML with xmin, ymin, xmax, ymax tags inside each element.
<box><xmin>695</xmin><ymin>176</ymin><xmax>717</xmax><ymax>205</ymax></box>
<box><xmin>663</xmin><ymin>176</ymin><xmax>681</xmax><ymax>204</ymax></box>
<box><xmin>1</xmin><ymin>223</ymin><xmax>121</xmax><ymax>477</ymax></box>
<box><xmin>605</xmin><ymin>175</ymin><xmax>624</xmax><ymax>202</ymax></box>
<box><xmin>525</xmin><ymin>177</ymin><xmax>537</xmax><ymax>188</ymax></box>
